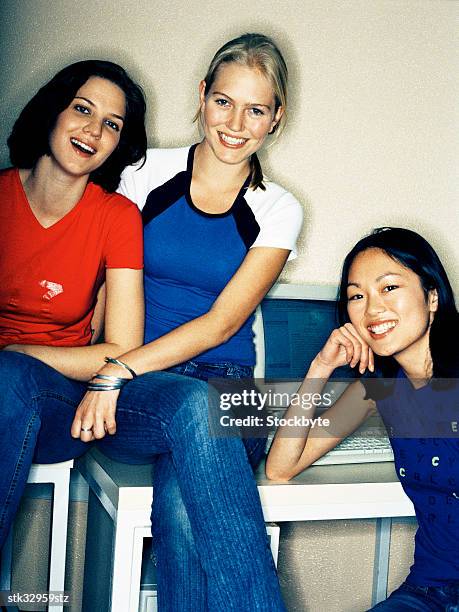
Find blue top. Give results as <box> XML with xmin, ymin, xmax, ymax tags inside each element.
<box><xmin>119</xmin><ymin>145</ymin><xmax>303</xmax><ymax>365</ymax></box>
<box><xmin>376</xmin><ymin>370</ymin><xmax>459</xmax><ymax>586</ymax></box>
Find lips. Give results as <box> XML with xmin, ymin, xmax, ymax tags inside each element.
<box><xmin>367</xmin><ymin>320</ymin><xmax>397</xmax><ymax>339</ymax></box>
<box><xmin>70</xmin><ymin>137</ymin><xmax>96</xmax><ymax>156</ymax></box>
<box><xmin>218</xmin><ymin>131</ymin><xmax>248</xmax><ymax>148</ymax></box>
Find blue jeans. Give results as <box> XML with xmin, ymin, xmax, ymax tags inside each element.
<box><xmin>0</xmin><ymin>352</ymin><xmax>284</xmax><ymax>612</ymax></box>
<box><xmin>369</xmin><ymin>581</ymin><xmax>459</xmax><ymax>611</ymax></box>
<box><xmin>151</xmin><ymin>361</ymin><xmax>267</xmax><ymax>611</ymax></box>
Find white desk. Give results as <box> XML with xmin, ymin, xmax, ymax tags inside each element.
<box><xmin>77</xmin><ymin>448</ymin><xmax>415</xmax><ymax>612</ymax></box>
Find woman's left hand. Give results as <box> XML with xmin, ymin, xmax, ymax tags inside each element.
<box><xmin>71</xmin><ymin>388</ymin><xmax>120</xmax><ymax>442</ymax></box>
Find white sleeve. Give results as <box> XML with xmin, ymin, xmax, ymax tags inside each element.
<box><xmin>250</xmin><ymin>187</ymin><xmax>303</xmax><ymax>261</ymax></box>
<box><xmin>117</xmin><ymin>147</ymin><xmax>190</xmax><ymax>211</ymax></box>
<box><xmin>117</xmin><ymin>159</ymin><xmax>148</xmax><ymax>210</ymax></box>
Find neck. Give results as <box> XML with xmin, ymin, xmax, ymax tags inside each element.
<box><xmin>394</xmin><ymin>333</ymin><xmax>433</xmax><ymax>386</ymax></box>
<box><xmin>20</xmin><ymin>156</ymin><xmax>89</xmax><ymax>225</ymax></box>
<box><xmin>194</xmin><ymin>140</ymin><xmax>251</xmax><ymax>190</ymax></box>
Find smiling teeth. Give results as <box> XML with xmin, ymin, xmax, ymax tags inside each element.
<box><xmin>368</xmin><ymin>321</ymin><xmax>397</xmax><ymax>335</ymax></box>
<box><xmin>71</xmin><ymin>138</ymin><xmax>96</xmax><ymax>154</ymax></box>
<box><xmin>219</xmin><ymin>133</ymin><xmax>246</xmax><ymax>145</ymax></box>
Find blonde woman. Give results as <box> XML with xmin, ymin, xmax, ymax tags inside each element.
<box><xmin>74</xmin><ymin>34</ymin><xmax>303</xmax><ymax>611</ymax></box>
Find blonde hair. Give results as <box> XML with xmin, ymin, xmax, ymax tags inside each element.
<box><xmin>195</xmin><ymin>33</ymin><xmax>288</xmax><ymax>190</ymax></box>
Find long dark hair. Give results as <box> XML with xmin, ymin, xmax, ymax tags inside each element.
<box><xmin>337</xmin><ymin>227</ymin><xmax>459</xmax><ymax>388</ymax></box>
<box><xmin>8</xmin><ymin>60</ymin><xmax>147</xmax><ymax>192</ymax></box>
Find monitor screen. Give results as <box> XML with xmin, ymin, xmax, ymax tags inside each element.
<box><xmin>259</xmin><ymin>286</ymin><xmax>356</xmax><ymax>380</ymax></box>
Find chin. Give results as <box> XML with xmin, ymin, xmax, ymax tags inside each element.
<box><xmin>373</xmin><ymin>347</ymin><xmax>396</xmax><ymax>358</ymax></box>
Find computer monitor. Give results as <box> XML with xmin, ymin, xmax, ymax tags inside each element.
<box><xmin>254</xmin><ymin>283</ymin><xmax>354</xmax><ymax>380</ymax></box>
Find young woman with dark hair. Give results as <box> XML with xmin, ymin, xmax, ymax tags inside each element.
<box><xmin>73</xmin><ymin>33</ymin><xmax>302</xmax><ymax>611</ymax></box>
<box><xmin>267</xmin><ymin>227</ymin><xmax>459</xmax><ymax>610</ymax></box>
<box><xmin>8</xmin><ymin>59</ymin><xmax>147</xmax><ymax>192</ymax></box>
<box><xmin>0</xmin><ymin>60</ymin><xmax>146</xmax><ymax>548</ymax></box>
<box><xmin>336</xmin><ymin>227</ymin><xmax>459</xmax><ymax>382</ymax></box>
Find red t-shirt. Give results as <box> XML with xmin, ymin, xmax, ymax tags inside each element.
<box><xmin>0</xmin><ymin>168</ymin><xmax>143</xmax><ymax>348</ymax></box>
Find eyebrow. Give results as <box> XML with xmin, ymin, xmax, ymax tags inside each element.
<box><xmin>211</xmin><ymin>91</ymin><xmax>272</xmax><ymax>110</ymax></box>
<box><xmin>74</xmin><ymin>96</ymin><xmax>125</xmax><ymax>121</ymax></box>
<box><xmin>347</xmin><ymin>272</ymin><xmax>403</xmax><ymax>288</ymax></box>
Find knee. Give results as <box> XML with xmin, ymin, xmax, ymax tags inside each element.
<box><xmin>173</xmin><ymin>376</ymin><xmax>209</xmax><ymax>413</ymax></box>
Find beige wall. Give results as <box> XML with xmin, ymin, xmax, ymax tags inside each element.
<box><xmin>1</xmin><ymin>0</ymin><xmax>457</xmax><ymax>294</ymax></box>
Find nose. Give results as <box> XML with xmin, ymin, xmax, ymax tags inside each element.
<box><xmin>226</xmin><ymin>107</ymin><xmax>244</xmax><ymax>133</ymax></box>
<box><xmin>83</xmin><ymin>117</ymin><xmax>102</xmax><ymax>139</ymax></box>
<box><xmin>365</xmin><ymin>291</ymin><xmax>386</xmax><ymax>316</ymax></box>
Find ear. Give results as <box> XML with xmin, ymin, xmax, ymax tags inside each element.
<box><xmin>269</xmin><ymin>105</ymin><xmax>284</xmax><ymax>134</ymax></box>
<box><xmin>199</xmin><ymin>80</ymin><xmax>207</xmax><ymax>107</ymax></box>
<box><xmin>428</xmin><ymin>288</ymin><xmax>439</xmax><ymax>313</ymax></box>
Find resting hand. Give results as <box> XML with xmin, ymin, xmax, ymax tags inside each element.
<box><xmin>71</xmin><ymin>388</ymin><xmax>120</xmax><ymax>442</ymax></box>
<box><xmin>315</xmin><ymin>323</ymin><xmax>374</xmax><ymax>375</ymax></box>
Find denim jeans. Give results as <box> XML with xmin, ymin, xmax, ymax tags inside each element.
<box><xmin>368</xmin><ymin>581</ymin><xmax>459</xmax><ymax>611</ymax></box>
<box><xmin>0</xmin><ymin>352</ymin><xmax>284</xmax><ymax>612</ymax></box>
<box><xmin>150</xmin><ymin>361</ymin><xmax>267</xmax><ymax>611</ymax></box>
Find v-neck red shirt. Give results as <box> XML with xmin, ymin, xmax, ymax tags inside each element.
<box><xmin>0</xmin><ymin>168</ymin><xmax>143</xmax><ymax>347</ymax></box>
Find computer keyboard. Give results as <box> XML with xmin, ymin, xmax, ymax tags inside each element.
<box><xmin>312</xmin><ymin>434</ymin><xmax>394</xmax><ymax>466</ymax></box>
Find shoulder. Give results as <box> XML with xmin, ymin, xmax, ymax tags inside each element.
<box><xmin>86</xmin><ymin>183</ymin><xmax>142</xmax><ymax>221</ymax></box>
<box><xmin>243</xmin><ymin>179</ymin><xmax>303</xmax><ymax>260</ymax></box>
<box><xmin>138</xmin><ymin>146</ymin><xmax>190</xmax><ymax>181</ymax></box>
<box><xmin>245</xmin><ymin>179</ymin><xmax>303</xmax><ymax>222</ymax></box>
<box><xmin>118</xmin><ymin>145</ymin><xmax>191</xmax><ymax>209</ymax></box>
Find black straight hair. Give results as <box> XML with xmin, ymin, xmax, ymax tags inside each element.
<box><xmin>337</xmin><ymin>227</ymin><xmax>459</xmax><ymax>391</ymax></box>
<box><xmin>8</xmin><ymin>60</ymin><xmax>147</xmax><ymax>192</ymax></box>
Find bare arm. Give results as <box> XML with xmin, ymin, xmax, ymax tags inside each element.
<box><xmin>90</xmin><ymin>282</ymin><xmax>106</xmax><ymax>344</ymax></box>
<box><xmin>102</xmin><ymin>247</ymin><xmax>289</xmax><ymax>375</ymax></box>
<box><xmin>265</xmin><ymin>324</ymin><xmax>376</xmax><ymax>481</ymax></box>
<box><xmin>5</xmin><ymin>269</ymin><xmax>144</xmax><ymax>381</ymax></box>
<box><xmin>72</xmin><ymin>246</ymin><xmax>290</xmax><ymax>440</ymax></box>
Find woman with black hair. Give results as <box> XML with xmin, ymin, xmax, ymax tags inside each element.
<box><xmin>0</xmin><ymin>60</ymin><xmax>146</xmax><ymax>547</ymax></box>
<box><xmin>267</xmin><ymin>227</ymin><xmax>459</xmax><ymax>611</ymax></box>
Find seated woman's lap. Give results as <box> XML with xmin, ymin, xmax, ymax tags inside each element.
<box><xmin>96</xmin><ymin>370</ymin><xmax>212</xmax><ymax>463</ymax></box>
<box><xmin>122</xmin><ymin>364</ymin><xmax>268</xmax><ymax>608</ymax></box>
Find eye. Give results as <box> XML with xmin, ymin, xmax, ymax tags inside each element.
<box><xmin>249</xmin><ymin>107</ymin><xmax>265</xmax><ymax>117</ymax></box>
<box><xmin>383</xmin><ymin>285</ymin><xmax>399</xmax><ymax>292</ymax></box>
<box><xmin>74</xmin><ymin>104</ymin><xmax>90</xmax><ymax>114</ymax></box>
<box><xmin>215</xmin><ymin>98</ymin><xmax>230</xmax><ymax>107</ymax></box>
<box><xmin>104</xmin><ymin>119</ymin><xmax>120</xmax><ymax>132</ymax></box>
<box><xmin>347</xmin><ymin>293</ymin><xmax>363</xmax><ymax>302</ymax></box>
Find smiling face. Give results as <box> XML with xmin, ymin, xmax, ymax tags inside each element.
<box><xmin>346</xmin><ymin>248</ymin><xmax>438</xmax><ymax>367</ymax></box>
<box><xmin>48</xmin><ymin>76</ymin><xmax>125</xmax><ymax>179</ymax></box>
<box><xmin>198</xmin><ymin>62</ymin><xmax>282</xmax><ymax>168</ymax></box>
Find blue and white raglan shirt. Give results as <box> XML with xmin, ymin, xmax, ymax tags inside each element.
<box><xmin>119</xmin><ymin>144</ymin><xmax>303</xmax><ymax>365</ymax></box>
<box><xmin>376</xmin><ymin>370</ymin><xmax>459</xmax><ymax>586</ymax></box>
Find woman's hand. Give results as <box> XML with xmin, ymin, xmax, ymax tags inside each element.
<box><xmin>315</xmin><ymin>323</ymin><xmax>374</xmax><ymax>375</ymax></box>
<box><xmin>71</xmin><ymin>388</ymin><xmax>120</xmax><ymax>442</ymax></box>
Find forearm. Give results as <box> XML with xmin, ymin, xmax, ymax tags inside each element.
<box><xmin>103</xmin><ymin>311</ymin><xmax>231</xmax><ymax>377</ymax></box>
<box><xmin>104</xmin><ymin>250</ymin><xmax>290</xmax><ymax>377</ymax></box>
<box><xmin>266</xmin><ymin>358</ymin><xmax>333</xmax><ymax>480</ymax></box>
<box><xmin>6</xmin><ymin>339</ymin><xmax>142</xmax><ymax>382</ymax></box>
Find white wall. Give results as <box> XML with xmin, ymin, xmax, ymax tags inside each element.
<box><xmin>1</xmin><ymin>0</ymin><xmax>457</xmax><ymax>293</ymax></box>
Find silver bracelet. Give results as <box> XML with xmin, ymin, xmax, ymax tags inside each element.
<box><xmin>87</xmin><ymin>385</ymin><xmax>124</xmax><ymax>392</ymax></box>
<box><xmin>87</xmin><ymin>374</ymin><xmax>130</xmax><ymax>392</ymax></box>
<box><xmin>105</xmin><ymin>357</ymin><xmax>137</xmax><ymax>378</ymax></box>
